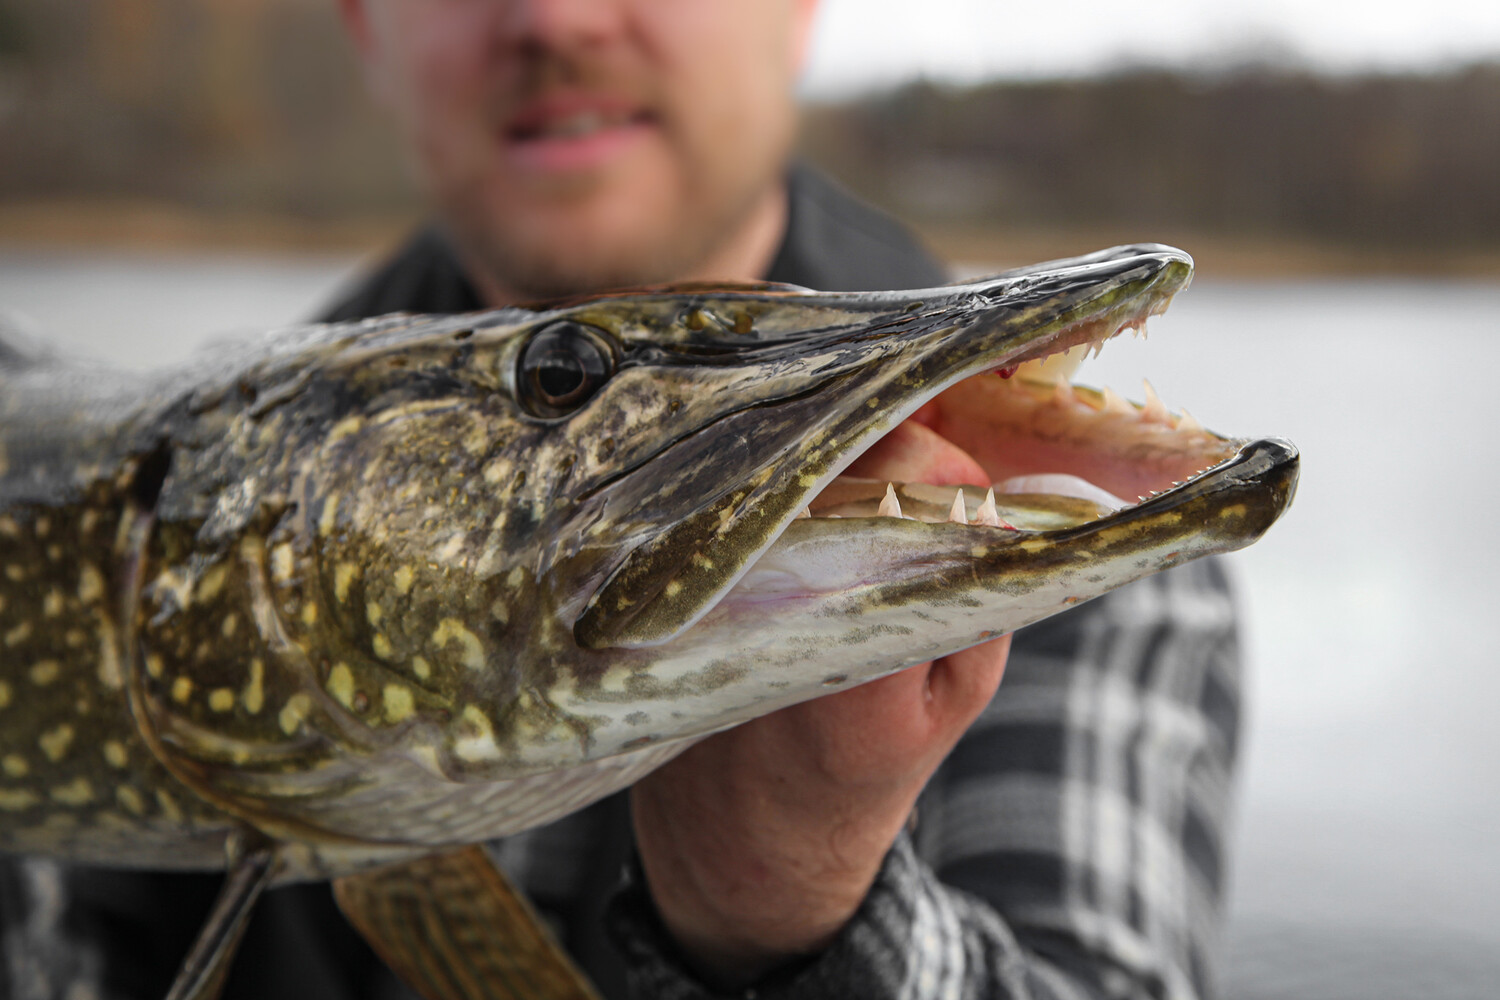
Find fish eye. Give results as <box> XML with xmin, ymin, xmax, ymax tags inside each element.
<box><xmin>516</xmin><ymin>321</ymin><xmax>616</xmax><ymax>418</ymax></box>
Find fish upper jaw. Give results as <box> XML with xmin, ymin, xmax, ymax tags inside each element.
<box><xmin>570</xmin><ymin>245</ymin><xmax>1195</xmax><ymax>650</ymax></box>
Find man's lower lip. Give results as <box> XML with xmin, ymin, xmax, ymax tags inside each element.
<box><xmin>502</xmin><ymin>120</ymin><xmax>654</xmax><ymax>172</ymax></box>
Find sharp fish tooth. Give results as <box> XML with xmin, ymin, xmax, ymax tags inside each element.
<box><xmin>1052</xmin><ymin>378</ymin><xmax>1075</xmax><ymax>407</ymax></box>
<box><xmin>796</xmin><ymin>506</ymin><xmax>812</xmax><ymax>519</ymax></box>
<box><xmin>1101</xmin><ymin>385</ymin><xmax>1134</xmax><ymax>415</ymax></box>
<box><xmin>976</xmin><ymin>488</ymin><xmax>1009</xmax><ymax>528</ymax></box>
<box><xmin>878</xmin><ymin>483</ymin><xmax>903</xmax><ymax>519</ymax></box>
<box><xmin>1141</xmin><ymin>379</ymin><xmax>1169</xmax><ymax>423</ymax></box>
<box><xmin>947</xmin><ymin>489</ymin><xmax>968</xmax><ymax>524</ymax></box>
<box><xmin>1176</xmin><ymin>408</ymin><xmax>1204</xmax><ymax>434</ymax></box>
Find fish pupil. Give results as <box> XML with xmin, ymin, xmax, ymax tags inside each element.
<box><xmin>537</xmin><ymin>352</ymin><xmax>584</xmax><ymax>398</ymax></box>
<box><xmin>518</xmin><ymin>321</ymin><xmax>617</xmax><ymax>417</ymax></box>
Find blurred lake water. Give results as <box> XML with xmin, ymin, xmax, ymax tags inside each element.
<box><xmin>3</xmin><ymin>249</ymin><xmax>1498</xmax><ymax>997</ymax></box>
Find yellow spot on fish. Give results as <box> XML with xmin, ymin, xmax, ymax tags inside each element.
<box><xmin>209</xmin><ymin>688</ymin><xmax>236</xmax><ymax>713</ymax></box>
<box><xmin>366</xmin><ymin>601</ymin><xmax>383</xmax><ymax>626</ymax></box>
<box><xmin>327</xmin><ymin>414</ymin><xmax>364</xmax><ymax>445</ymax></box>
<box><xmin>46</xmin><ymin>543</ymin><xmax>62</xmax><ymax>561</ymax></box>
<box><xmin>507</xmin><ymin>566</ymin><xmax>526</xmax><ymax>588</ymax></box>
<box><xmin>279</xmin><ymin>693</ymin><xmax>312</xmax><ymax>735</ymax></box>
<box><xmin>51</xmin><ymin>778</ymin><xmax>93</xmax><ymax>806</ymax></box>
<box><xmin>301</xmin><ymin>603</ymin><xmax>319</xmax><ymax>626</ymax></box>
<box><xmin>383</xmin><ymin>684</ymin><xmax>415</xmax><ymax>723</ymax></box>
<box><xmin>432</xmin><ymin>618</ymin><xmax>485</xmax><ymax>670</ymax></box>
<box><xmin>394</xmin><ymin>565</ymin><xmax>415</xmax><ymax>595</ymax></box>
<box><xmin>798</xmin><ymin>473</ymin><xmax>818</xmax><ymax>488</ymax></box>
<box><xmin>335</xmin><ymin>563</ymin><xmax>358</xmax><ymax>603</ymax></box>
<box><xmin>327</xmin><ymin>663</ymin><xmax>355</xmax><ymax>708</ymax></box>
<box><xmin>4</xmin><ymin>565</ymin><xmax>23</xmax><ymax>582</ymax></box>
<box><xmin>1218</xmin><ymin>504</ymin><xmax>1247</xmax><ymax>520</ymax></box>
<box><xmin>490</xmin><ymin>595</ymin><xmax>509</xmax><ymax>626</ymax></box>
<box><xmin>0</xmin><ymin>790</ymin><xmax>39</xmax><ymax>812</ymax></box>
<box><xmin>462</xmin><ymin>423</ymin><xmax>490</xmax><ymax>456</ymax></box>
<box><xmin>319</xmin><ymin>492</ymin><xmax>341</xmax><ymax>537</ymax></box>
<box><xmin>35</xmin><ymin>516</ymin><xmax>49</xmax><ymax>537</ymax></box>
<box><xmin>38</xmin><ymin>724</ymin><xmax>75</xmax><ymax>762</ymax></box>
<box><xmin>691</xmin><ymin>554</ymin><xmax>714</xmax><ymax>570</ymax></box>
<box><xmin>270</xmin><ymin>543</ymin><xmax>294</xmax><ymax>583</ymax></box>
<box><xmin>80</xmin><ymin>509</ymin><xmax>98</xmax><ymax>535</ymax></box>
<box><xmin>145</xmin><ymin>653</ymin><xmax>165</xmax><ymax>679</ymax></box>
<box><xmin>664</xmin><ymin>580</ymin><xmax>682</xmax><ymax>598</ymax></box>
<box><xmin>0</xmin><ymin>680</ymin><xmax>9</xmax><ymax>708</ymax></box>
<box><xmin>29</xmin><ymin>660</ymin><xmax>60</xmax><ymax>686</ymax></box>
<box><xmin>155</xmin><ymin>789</ymin><xmax>184</xmax><ymax>823</ymax></box>
<box><xmin>221</xmin><ymin>613</ymin><xmax>239</xmax><ymax>638</ymax></box>
<box><xmin>371</xmin><ymin>633</ymin><xmax>393</xmax><ymax>659</ymax></box>
<box><xmin>95</xmin><ymin>811</ymin><xmax>133</xmax><ymax>830</ymax></box>
<box><xmin>2</xmin><ymin>754</ymin><xmax>27</xmax><ymax>777</ymax></box>
<box><xmin>244</xmin><ymin>658</ymin><xmax>265</xmax><ymax>714</ymax></box>
<box><xmin>103</xmin><ymin>741</ymin><xmax>128</xmax><ymax>768</ymax></box>
<box><xmin>0</xmin><ymin>516</ymin><xmax>16</xmax><ymax>537</ymax></box>
<box><xmin>436</xmin><ymin>533</ymin><xmax>465</xmax><ymax>564</ymax></box>
<box><xmin>411</xmin><ymin>656</ymin><xmax>432</xmax><ymax>681</ymax></box>
<box><xmin>116</xmin><ymin>786</ymin><xmax>146</xmax><ymax>816</ymax></box>
<box><xmin>196</xmin><ymin>563</ymin><xmax>228</xmax><ymax>603</ymax></box>
<box><xmin>171</xmin><ymin>677</ymin><xmax>194</xmax><ymax>704</ymax></box>
<box><xmin>453</xmin><ymin>705</ymin><xmax>499</xmax><ymax>762</ymax></box>
<box><xmin>42</xmin><ymin>589</ymin><xmax>64</xmax><ymax>617</ymax></box>
<box><xmin>4</xmin><ymin>621</ymin><xmax>32</xmax><ymax>646</ymax></box>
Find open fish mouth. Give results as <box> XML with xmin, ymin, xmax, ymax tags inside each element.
<box><xmin>570</xmin><ymin>244</ymin><xmax>1298</xmax><ymax>652</ymax></box>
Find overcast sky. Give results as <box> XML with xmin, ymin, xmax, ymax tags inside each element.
<box><xmin>802</xmin><ymin>0</ymin><xmax>1500</xmax><ymax>95</ymax></box>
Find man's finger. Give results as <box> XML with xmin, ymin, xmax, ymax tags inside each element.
<box><xmin>927</xmin><ymin>634</ymin><xmax>1012</xmax><ymax>733</ymax></box>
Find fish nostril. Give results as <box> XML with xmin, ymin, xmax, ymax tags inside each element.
<box><xmin>130</xmin><ymin>441</ymin><xmax>173</xmax><ymax>510</ymax></box>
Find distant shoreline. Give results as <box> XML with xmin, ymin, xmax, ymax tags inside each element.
<box><xmin>924</xmin><ymin>224</ymin><xmax>1500</xmax><ymax>280</ymax></box>
<box><xmin>3</xmin><ymin>199</ymin><xmax>1498</xmax><ymax>280</ymax></box>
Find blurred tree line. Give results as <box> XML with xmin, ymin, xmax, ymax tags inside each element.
<box><xmin>0</xmin><ymin>0</ymin><xmax>1496</xmax><ymax>254</ymax></box>
<box><xmin>804</xmin><ymin>67</ymin><xmax>1500</xmax><ymax>252</ymax></box>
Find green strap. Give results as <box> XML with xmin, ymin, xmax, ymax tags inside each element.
<box><xmin>334</xmin><ymin>845</ymin><xmax>602</xmax><ymax>1000</ymax></box>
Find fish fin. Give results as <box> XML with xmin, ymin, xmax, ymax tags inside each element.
<box><xmin>333</xmin><ymin>845</ymin><xmax>601</xmax><ymax>1000</ymax></box>
<box><xmin>164</xmin><ymin>831</ymin><xmax>279</xmax><ymax>1000</ymax></box>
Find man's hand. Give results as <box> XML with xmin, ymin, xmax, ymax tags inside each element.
<box><xmin>631</xmin><ymin>421</ymin><xmax>1011</xmax><ymax>987</ymax></box>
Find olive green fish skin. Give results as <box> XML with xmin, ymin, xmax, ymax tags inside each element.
<box><xmin>0</xmin><ymin>245</ymin><xmax>1296</xmax><ymax>877</ymax></box>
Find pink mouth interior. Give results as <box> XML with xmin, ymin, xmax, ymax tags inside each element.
<box><xmin>828</xmin><ymin>370</ymin><xmax>1239</xmax><ymax>521</ymax></box>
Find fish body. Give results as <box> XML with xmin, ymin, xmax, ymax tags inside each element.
<box><xmin>0</xmin><ymin>245</ymin><xmax>1297</xmax><ymax>881</ymax></box>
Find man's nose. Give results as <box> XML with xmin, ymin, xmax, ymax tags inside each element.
<box><xmin>497</xmin><ymin>0</ymin><xmax>628</xmax><ymax>50</ymax></box>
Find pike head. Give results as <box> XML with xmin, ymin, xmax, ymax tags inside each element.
<box><xmin>135</xmin><ymin>244</ymin><xmax>1295</xmax><ymax>861</ymax></box>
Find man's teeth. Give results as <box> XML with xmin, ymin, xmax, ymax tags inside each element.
<box><xmin>536</xmin><ymin>111</ymin><xmax>631</xmax><ymax>139</ymax></box>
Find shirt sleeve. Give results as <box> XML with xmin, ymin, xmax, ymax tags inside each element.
<box><xmin>605</xmin><ymin>558</ymin><xmax>1242</xmax><ymax>1000</ymax></box>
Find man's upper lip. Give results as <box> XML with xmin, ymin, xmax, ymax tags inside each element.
<box><xmin>504</xmin><ymin>94</ymin><xmax>652</xmax><ymax>138</ymax></box>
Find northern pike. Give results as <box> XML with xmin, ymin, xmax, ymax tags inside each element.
<box><xmin>0</xmin><ymin>245</ymin><xmax>1297</xmax><ymax>997</ymax></box>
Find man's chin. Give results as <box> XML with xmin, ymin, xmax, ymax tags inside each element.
<box><xmin>455</xmin><ymin>198</ymin><xmax>722</xmax><ymax>300</ymax></box>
